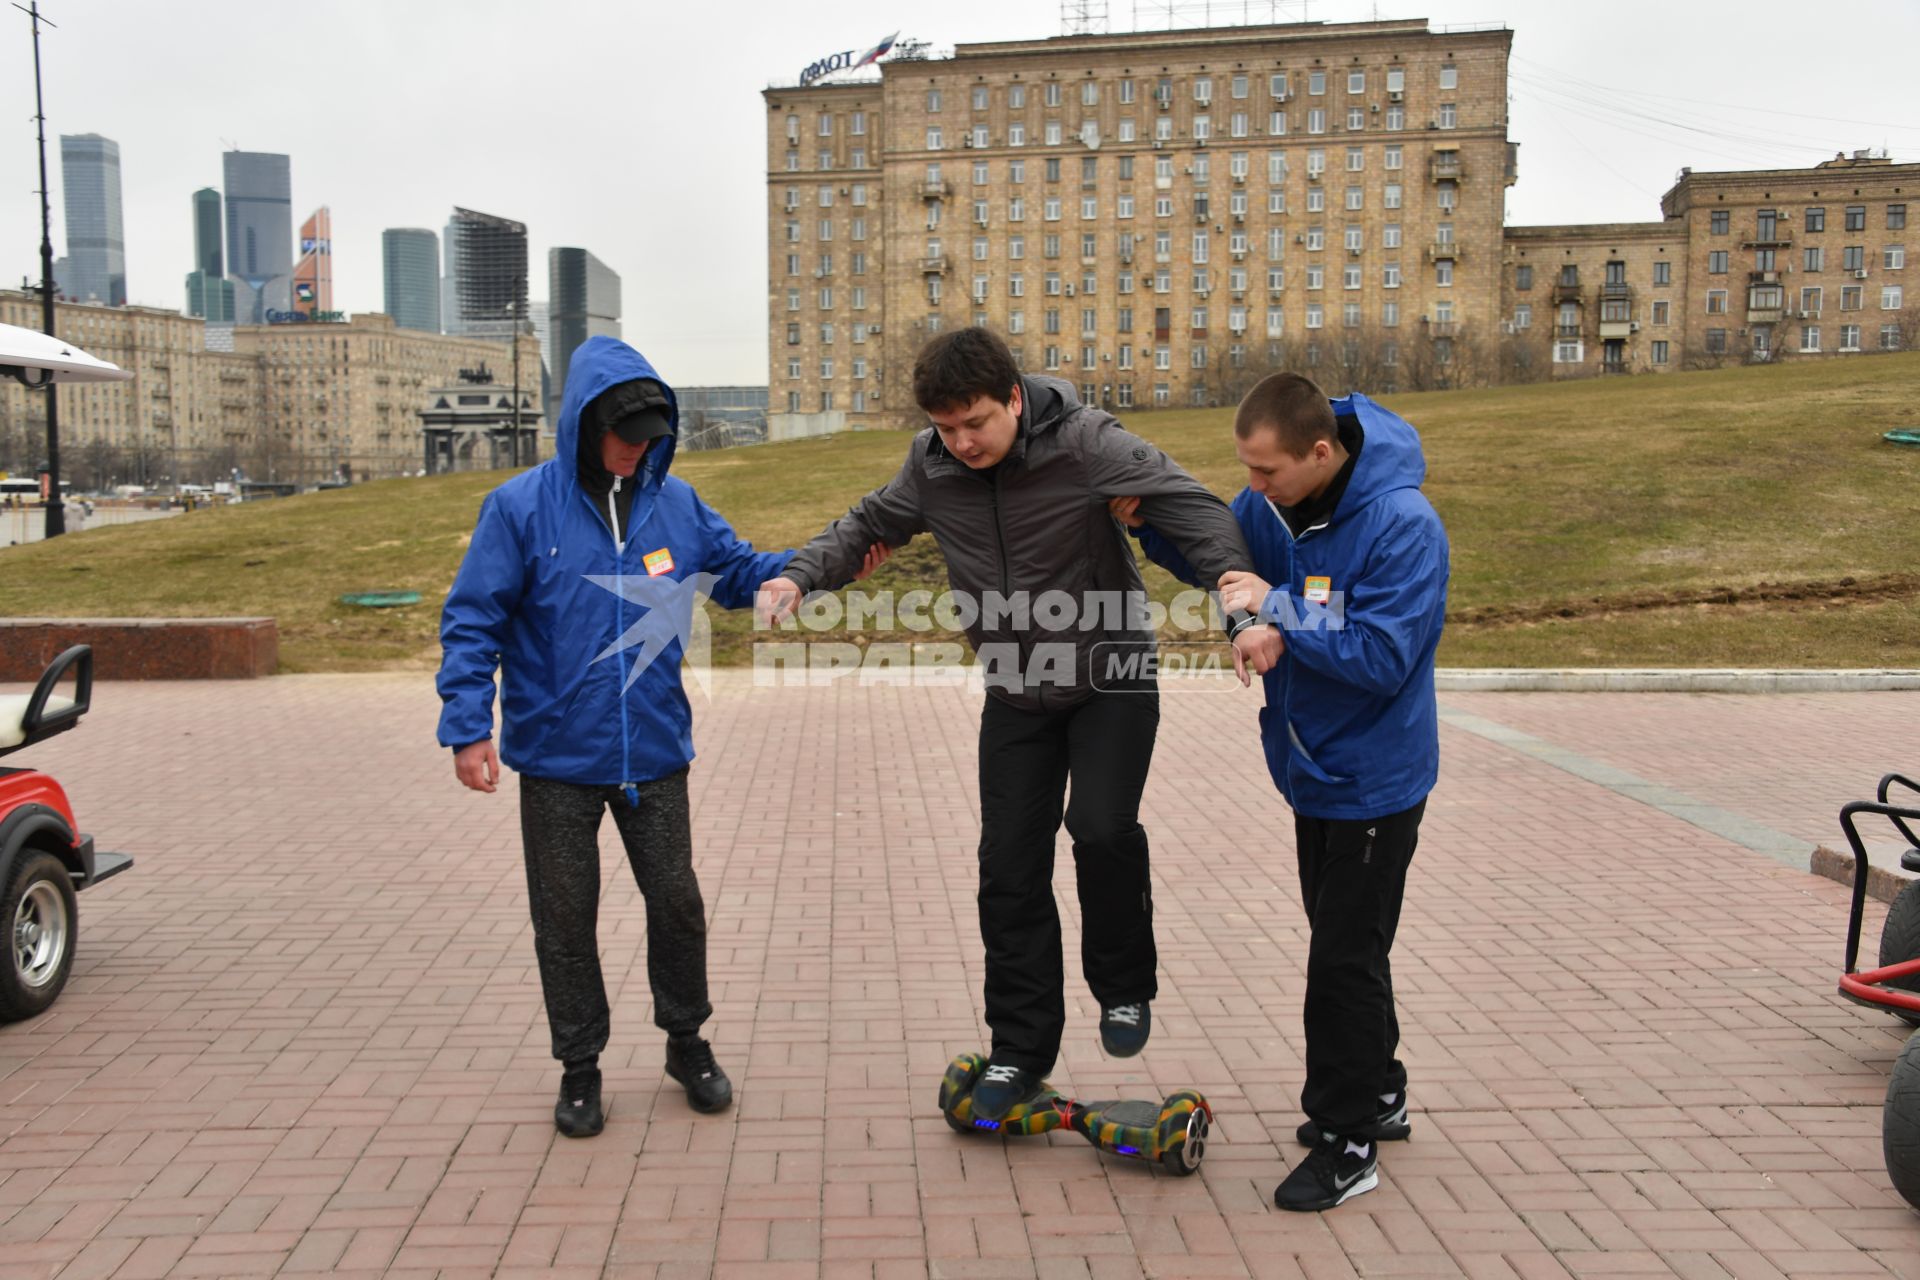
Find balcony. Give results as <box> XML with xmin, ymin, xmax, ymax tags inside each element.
<box><xmin>1425</xmin><ymin>242</ymin><xmax>1459</xmax><ymax>262</ymax></box>
<box><xmin>1425</xmin><ymin>320</ymin><xmax>1456</xmax><ymax>337</ymax></box>
<box><xmin>1742</xmin><ymin>228</ymin><xmax>1793</xmax><ymax>249</ymax></box>
<box><xmin>1597</xmin><ymin>320</ymin><xmax>1634</xmax><ymax>340</ymax></box>
<box><xmin>1555</xmin><ymin>323</ymin><xmax>1583</xmax><ymax>339</ymax></box>
<box><xmin>1429</xmin><ymin>153</ymin><xmax>1464</xmax><ymax>182</ymax></box>
<box><xmin>918</xmin><ymin>180</ymin><xmax>951</xmax><ymax>200</ymax></box>
<box><xmin>1552</xmin><ymin>282</ymin><xmax>1583</xmax><ymax>305</ymax></box>
<box><xmin>918</xmin><ymin>255</ymin><xmax>950</xmax><ymax>275</ymax></box>
<box><xmin>1600</xmin><ymin>282</ymin><xmax>1633</xmax><ymax>302</ymax></box>
<box><xmin>1746</xmin><ymin>308</ymin><xmax>1785</xmax><ymax>325</ymax></box>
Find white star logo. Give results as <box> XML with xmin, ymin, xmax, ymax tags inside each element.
<box><xmin>582</xmin><ymin>571</ymin><xmax>720</xmax><ymax>695</ymax></box>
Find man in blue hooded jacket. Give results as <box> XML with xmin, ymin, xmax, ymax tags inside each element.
<box><xmin>437</xmin><ymin>336</ymin><xmax>795</xmax><ymax>1137</ymax></box>
<box><xmin>1116</xmin><ymin>371</ymin><xmax>1448</xmax><ymax>1212</ymax></box>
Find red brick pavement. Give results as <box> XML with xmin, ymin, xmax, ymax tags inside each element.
<box><xmin>0</xmin><ymin>673</ymin><xmax>1915</xmax><ymax>1279</ymax></box>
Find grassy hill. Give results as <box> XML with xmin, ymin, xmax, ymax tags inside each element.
<box><xmin>3</xmin><ymin>352</ymin><xmax>1917</xmax><ymax>671</ymax></box>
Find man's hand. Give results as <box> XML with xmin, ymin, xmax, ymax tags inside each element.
<box><xmin>1230</xmin><ymin>624</ymin><xmax>1284</xmax><ymax>687</ymax></box>
<box><xmin>455</xmin><ymin>739</ymin><xmax>499</xmax><ymax>793</ymax></box>
<box><xmin>1218</xmin><ymin>569</ymin><xmax>1274</xmax><ymax>618</ymax></box>
<box><xmin>853</xmin><ymin>540</ymin><xmax>892</xmax><ymax>580</ymax></box>
<box><xmin>756</xmin><ymin>575</ymin><xmax>804</xmax><ymax>626</ymax></box>
<box><xmin>1107</xmin><ymin>495</ymin><xmax>1144</xmax><ymax>528</ymax></box>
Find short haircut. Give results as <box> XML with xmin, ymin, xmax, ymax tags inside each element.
<box><xmin>913</xmin><ymin>327</ymin><xmax>1021</xmax><ymax>414</ymax></box>
<box><xmin>1234</xmin><ymin>372</ymin><xmax>1337</xmax><ymax>456</ymax></box>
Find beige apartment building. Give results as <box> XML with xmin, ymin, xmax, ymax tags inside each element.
<box><xmin>1657</xmin><ymin>154</ymin><xmax>1916</xmax><ymax>366</ymax></box>
<box><xmin>766</xmin><ymin>17</ymin><xmax>1517</xmax><ymax>428</ymax></box>
<box><xmin>1499</xmin><ymin>153</ymin><xmax>1917</xmax><ymax>378</ymax></box>
<box><xmin>0</xmin><ymin>290</ymin><xmax>539</xmax><ymax>487</ymax></box>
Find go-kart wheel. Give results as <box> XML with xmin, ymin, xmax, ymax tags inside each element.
<box><xmin>1155</xmin><ymin>1091</ymin><xmax>1211</xmax><ymax>1177</ymax></box>
<box><xmin>1879</xmin><ymin>880</ymin><xmax>1920</xmax><ymax>1028</ymax></box>
<box><xmin>1886</xmin><ymin>1029</ymin><xmax>1920</xmax><ymax>1212</ymax></box>
<box><xmin>1</xmin><ymin>851</ymin><xmax>77</xmax><ymax>1023</ymax></box>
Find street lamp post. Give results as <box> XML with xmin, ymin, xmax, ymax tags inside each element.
<box><xmin>18</xmin><ymin>0</ymin><xmax>64</xmax><ymax>537</ymax></box>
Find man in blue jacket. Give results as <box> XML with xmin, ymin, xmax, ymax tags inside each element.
<box><xmin>437</xmin><ymin>336</ymin><xmax>794</xmax><ymax>1138</ymax></box>
<box><xmin>1117</xmin><ymin>371</ymin><xmax>1448</xmax><ymax>1212</ymax></box>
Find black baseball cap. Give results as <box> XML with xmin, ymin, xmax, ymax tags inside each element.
<box><xmin>612</xmin><ymin>405</ymin><xmax>672</xmax><ymax>445</ymax></box>
<box><xmin>587</xmin><ymin>378</ymin><xmax>674</xmax><ymax>445</ymax></box>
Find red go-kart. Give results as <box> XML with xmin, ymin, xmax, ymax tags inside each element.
<box><xmin>1</xmin><ymin>645</ymin><xmax>131</xmax><ymax>1021</ymax></box>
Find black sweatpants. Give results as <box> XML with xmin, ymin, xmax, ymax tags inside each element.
<box><xmin>1295</xmin><ymin>798</ymin><xmax>1425</xmax><ymax>1137</ymax></box>
<box><xmin>518</xmin><ymin>770</ymin><xmax>712</xmax><ymax>1066</ymax></box>
<box><xmin>977</xmin><ymin>687</ymin><xmax>1160</xmax><ymax>1075</ymax></box>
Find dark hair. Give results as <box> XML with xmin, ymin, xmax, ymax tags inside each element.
<box><xmin>912</xmin><ymin>327</ymin><xmax>1021</xmax><ymax>414</ymax></box>
<box><xmin>1234</xmin><ymin>372</ymin><xmax>1337</xmax><ymax>456</ymax></box>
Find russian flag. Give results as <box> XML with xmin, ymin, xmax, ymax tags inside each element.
<box><xmin>852</xmin><ymin>31</ymin><xmax>898</xmax><ymax>71</ymax></box>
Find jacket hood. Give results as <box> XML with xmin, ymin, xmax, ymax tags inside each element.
<box><xmin>555</xmin><ymin>336</ymin><xmax>679</xmax><ymax>495</ymax></box>
<box><xmin>1329</xmin><ymin>392</ymin><xmax>1427</xmax><ymax>521</ymax></box>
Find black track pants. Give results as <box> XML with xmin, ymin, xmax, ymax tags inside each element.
<box><xmin>518</xmin><ymin>770</ymin><xmax>712</xmax><ymax>1065</ymax></box>
<box><xmin>977</xmin><ymin>688</ymin><xmax>1160</xmax><ymax>1075</ymax></box>
<box><xmin>1295</xmin><ymin>798</ymin><xmax>1425</xmax><ymax>1137</ymax></box>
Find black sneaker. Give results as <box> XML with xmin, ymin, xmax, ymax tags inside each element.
<box><xmin>1295</xmin><ymin>1090</ymin><xmax>1411</xmax><ymax>1147</ymax></box>
<box><xmin>969</xmin><ymin>1061</ymin><xmax>1045</xmax><ymax>1123</ymax></box>
<box><xmin>1274</xmin><ymin>1134</ymin><xmax>1379</xmax><ymax>1212</ymax></box>
<box><xmin>554</xmin><ymin>1067</ymin><xmax>604</xmax><ymax>1138</ymax></box>
<box><xmin>1099</xmin><ymin>1002</ymin><xmax>1151</xmax><ymax>1057</ymax></box>
<box><xmin>666</xmin><ymin>1035</ymin><xmax>733</xmax><ymax>1114</ymax></box>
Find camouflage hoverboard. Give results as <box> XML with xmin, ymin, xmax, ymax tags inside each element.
<box><xmin>937</xmin><ymin>1052</ymin><xmax>1212</xmax><ymax>1175</ymax></box>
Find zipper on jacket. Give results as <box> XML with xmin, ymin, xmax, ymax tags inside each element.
<box><xmin>988</xmin><ymin>468</ymin><xmax>1038</xmax><ymax>709</ymax></box>
<box><xmin>584</xmin><ymin>476</ymin><xmax>637</xmax><ymax>802</ymax></box>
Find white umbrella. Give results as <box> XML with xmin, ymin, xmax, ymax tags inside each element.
<box><xmin>0</xmin><ymin>320</ymin><xmax>134</xmax><ymax>385</ymax></box>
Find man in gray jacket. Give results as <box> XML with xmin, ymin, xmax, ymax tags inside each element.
<box><xmin>759</xmin><ymin>327</ymin><xmax>1267</xmax><ymax>1119</ymax></box>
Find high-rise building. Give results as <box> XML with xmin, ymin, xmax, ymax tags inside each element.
<box><xmin>548</xmin><ymin>247</ymin><xmax>622</xmax><ymax>408</ymax></box>
<box><xmin>382</xmin><ymin>228</ymin><xmax>441</xmax><ymax>333</ymax></box>
<box><xmin>442</xmin><ymin>207</ymin><xmax>528</xmax><ymax>341</ymax></box>
<box><xmin>293</xmin><ymin>207</ymin><xmax>334</xmax><ymax>316</ymax></box>
<box><xmin>763</xmin><ymin>17</ymin><xmax>1517</xmax><ymax>420</ymax></box>
<box><xmin>223</xmin><ymin>150</ymin><xmax>293</xmax><ymax>324</ymax></box>
<box><xmin>59</xmin><ymin>133</ymin><xmax>127</xmax><ymax>306</ymax></box>
<box><xmin>193</xmin><ymin>187</ymin><xmax>223</xmax><ymax>277</ymax></box>
<box><xmin>185</xmin><ymin>187</ymin><xmax>233</xmax><ymax>322</ymax></box>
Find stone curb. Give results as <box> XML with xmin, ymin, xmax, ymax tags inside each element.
<box><xmin>1436</xmin><ymin>668</ymin><xmax>1920</xmax><ymax>693</ymax></box>
<box><xmin>1810</xmin><ymin>844</ymin><xmax>1920</xmax><ymax>905</ymax></box>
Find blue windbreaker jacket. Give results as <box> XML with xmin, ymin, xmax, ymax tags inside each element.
<box><xmin>435</xmin><ymin>337</ymin><xmax>793</xmax><ymax>786</ymax></box>
<box><xmin>1137</xmin><ymin>394</ymin><xmax>1448</xmax><ymax>820</ymax></box>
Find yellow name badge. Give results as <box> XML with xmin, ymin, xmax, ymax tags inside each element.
<box><xmin>1303</xmin><ymin>575</ymin><xmax>1332</xmax><ymax>604</ymax></box>
<box><xmin>643</xmin><ymin>548</ymin><xmax>676</xmax><ymax>577</ymax></box>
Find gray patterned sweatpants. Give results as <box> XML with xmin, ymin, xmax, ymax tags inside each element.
<box><xmin>518</xmin><ymin>770</ymin><xmax>712</xmax><ymax>1065</ymax></box>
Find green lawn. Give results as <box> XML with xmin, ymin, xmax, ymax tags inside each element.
<box><xmin>3</xmin><ymin>353</ymin><xmax>1917</xmax><ymax>671</ymax></box>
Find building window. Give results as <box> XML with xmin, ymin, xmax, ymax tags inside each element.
<box><xmin>1435</xmin><ymin>261</ymin><xmax>1453</xmax><ymax>287</ymax></box>
<box><xmin>927</xmin><ymin>127</ymin><xmax>943</xmax><ymax>150</ymax></box>
<box><xmin>1708</xmin><ymin>251</ymin><xmax>1728</xmax><ymax>274</ymax></box>
<box><xmin>1710</xmin><ymin>209</ymin><xmax>1729</xmax><ymax>235</ymax></box>
<box><xmin>1437</xmin><ymin>103</ymin><xmax>1456</xmax><ymax>129</ymax></box>
<box><xmin>1652</xmin><ymin>340</ymin><xmax>1669</xmax><ymax>365</ymax></box>
<box><xmin>1383</xmin><ymin>184</ymin><xmax>1402</xmax><ymax>210</ymax></box>
<box><xmin>1840</xmin><ymin>324</ymin><xmax>1860</xmax><ymax>351</ymax></box>
<box><xmin>1386</xmin><ymin>106</ymin><xmax>1405</xmax><ymax>130</ymax></box>
<box><xmin>1653</xmin><ymin>261</ymin><xmax>1671</xmax><ymax>286</ymax></box>
<box><xmin>1805</xmin><ymin>206</ymin><xmax>1824</xmax><ymax>232</ymax></box>
<box><xmin>1705</xmin><ymin>290</ymin><xmax>1727</xmax><ymax>314</ymax></box>
<box><xmin>1800</xmin><ymin>326</ymin><xmax>1820</xmax><ymax>352</ymax></box>
<box><xmin>1307</xmin><ymin>109</ymin><xmax>1326</xmax><ymax>134</ymax></box>
<box><xmin>1882</xmin><ymin>324</ymin><xmax>1903</xmax><ymax>350</ymax></box>
<box><xmin>1890</xmin><ymin>204</ymin><xmax>1909</xmax><ymax>230</ymax></box>
<box><xmin>1843</xmin><ymin>245</ymin><xmax>1866</xmax><ymax>271</ymax></box>
<box><xmin>1846</xmin><ymin>205</ymin><xmax>1867</xmax><ymax>231</ymax></box>
<box><xmin>1805</xmin><ymin>246</ymin><xmax>1824</xmax><ymax>272</ymax></box>
<box><xmin>1652</xmin><ymin>300</ymin><xmax>1670</xmax><ymax>325</ymax></box>
<box><xmin>1842</xmin><ymin>285</ymin><xmax>1863</xmax><ymax>310</ymax></box>
<box><xmin>1439</xmin><ymin>65</ymin><xmax>1458</xmax><ymax>90</ymax></box>
<box><xmin>1886</xmin><ymin>246</ymin><xmax>1907</xmax><ymax>270</ymax></box>
<box><xmin>1883</xmin><ymin>285</ymin><xmax>1905</xmax><ymax>310</ymax></box>
<box><xmin>1512</xmin><ymin>302</ymin><xmax>1529</xmax><ymax>328</ymax></box>
<box><xmin>1345</xmin><ymin>186</ymin><xmax>1364</xmax><ymax>212</ymax></box>
<box><xmin>1799</xmin><ymin>285</ymin><xmax>1821</xmax><ymax>313</ymax></box>
<box><xmin>1514</xmin><ymin>264</ymin><xmax>1533</xmax><ymax>291</ymax></box>
<box><xmin>1704</xmin><ymin>328</ymin><xmax>1727</xmax><ymax>354</ymax></box>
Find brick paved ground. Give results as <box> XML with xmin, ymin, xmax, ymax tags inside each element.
<box><xmin>1</xmin><ymin>673</ymin><xmax>1916</xmax><ymax>1279</ymax></box>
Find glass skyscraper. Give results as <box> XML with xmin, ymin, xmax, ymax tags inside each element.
<box><xmin>442</xmin><ymin>207</ymin><xmax>527</xmax><ymax>341</ymax></box>
<box><xmin>223</xmin><ymin>150</ymin><xmax>292</xmax><ymax>324</ymax></box>
<box><xmin>548</xmin><ymin>247</ymin><xmax>622</xmax><ymax>409</ymax></box>
<box><xmin>59</xmin><ymin>133</ymin><xmax>126</xmax><ymax>306</ymax></box>
<box><xmin>381</xmin><ymin>228</ymin><xmax>441</xmax><ymax>333</ymax></box>
<box><xmin>186</xmin><ymin>186</ymin><xmax>234</xmax><ymax>321</ymax></box>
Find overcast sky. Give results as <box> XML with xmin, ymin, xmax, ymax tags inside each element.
<box><xmin>5</xmin><ymin>0</ymin><xmax>1917</xmax><ymax>384</ymax></box>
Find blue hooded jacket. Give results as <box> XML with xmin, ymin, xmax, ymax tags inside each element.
<box><xmin>436</xmin><ymin>337</ymin><xmax>793</xmax><ymax>786</ymax></box>
<box><xmin>1136</xmin><ymin>393</ymin><xmax>1448</xmax><ymax>820</ymax></box>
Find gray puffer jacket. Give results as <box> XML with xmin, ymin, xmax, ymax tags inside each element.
<box><xmin>781</xmin><ymin>376</ymin><xmax>1252</xmax><ymax>711</ymax></box>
